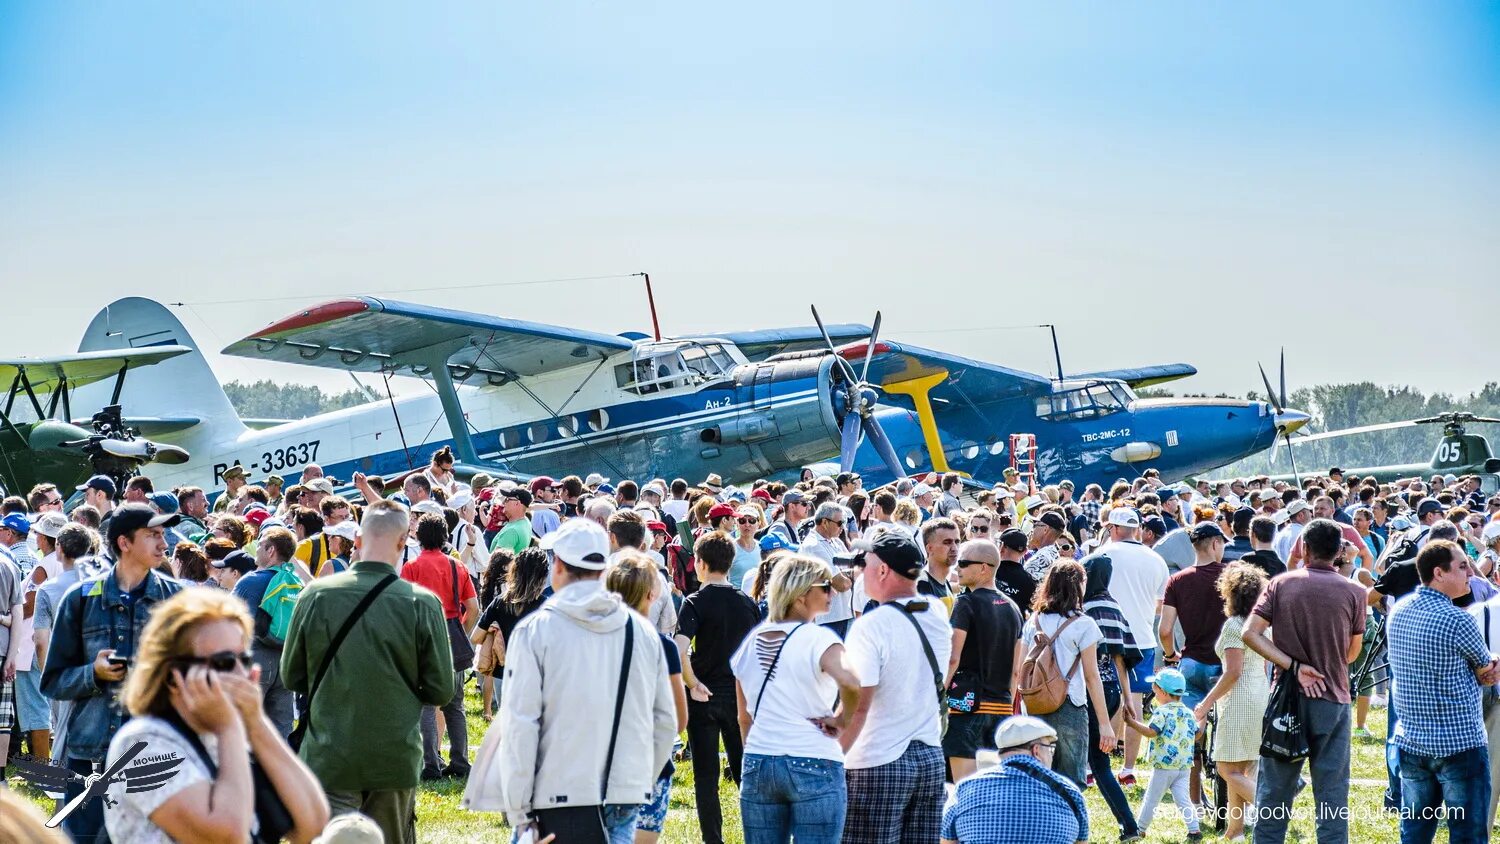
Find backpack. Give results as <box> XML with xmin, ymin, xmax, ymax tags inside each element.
<box><xmin>1018</xmin><ymin>613</ymin><xmax>1084</xmax><ymax>716</ymax></box>
<box><xmin>1378</xmin><ymin>526</ymin><xmax>1427</xmax><ymax>570</ymax></box>
<box><xmin>258</xmin><ymin>563</ymin><xmax>305</xmax><ymax>644</ymax></box>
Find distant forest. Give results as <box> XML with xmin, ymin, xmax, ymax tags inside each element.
<box><xmin>224</xmin><ymin>380</ymin><xmax>372</xmax><ymax>420</ymax></box>
<box><xmin>223</xmin><ymin>378</ymin><xmax>1500</xmax><ymax>476</ymax></box>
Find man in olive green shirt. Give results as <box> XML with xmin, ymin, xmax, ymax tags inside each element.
<box><xmin>282</xmin><ymin>498</ymin><xmax>453</xmax><ymax>844</ymax></box>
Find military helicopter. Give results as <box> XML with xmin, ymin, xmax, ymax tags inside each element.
<box><xmin>0</xmin><ymin>350</ymin><xmax>192</xmax><ymax>498</ymax></box>
<box><xmin>1284</xmin><ymin>411</ymin><xmax>1500</xmax><ymax>490</ymax></box>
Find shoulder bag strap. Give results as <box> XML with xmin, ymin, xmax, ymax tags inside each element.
<box><xmin>1010</xmin><ymin>759</ymin><xmax>1088</xmax><ymax>833</ymax></box>
<box><xmin>299</xmin><ymin>574</ymin><xmax>399</xmax><ymax>731</ymax></box>
<box><xmin>599</xmin><ymin>616</ymin><xmax>635</xmax><ymax>800</ymax></box>
<box><xmin>884</xmin><ymin>602</ymin><xmax>943</xmax><ymax>696</ymax></box>
<box><xmin>752</xmin><ymin>623</ymin><xmax>806</xmax><ymax>719</ymax></box>
<box><xmin>449</xmin><ymin>558</ymin><xmax>461</xmax><ymax>617</ymax></box>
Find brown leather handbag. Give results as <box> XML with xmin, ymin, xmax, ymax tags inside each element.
<box><xmin>475</xmin><ymin>627</ymin><xmax>506</xmax><ymax>675</ymax></box>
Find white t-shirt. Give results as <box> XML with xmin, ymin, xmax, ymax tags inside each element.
<box><xmin>1021</xmin><ymin>611</ymin><xmax>1103</xmax><ymax>708</ymax></box>
<box><xmin>799</xmin><ymin>533</ymin><xmax>853</xmax><ymax>624</ymax></box>
<box><xmin>663</xmin><ymin>499</ymin><xmax>691</xmax><ymax>523</ymax></box>
<box><xmin>1097</xmin><ymin>540</ymin><xmax>1168</xmax><ymax>650</ymax></box>
<box><xmin>15</xmin><ymin>553</ymin><xmax>60</xmax><ymax>670</ymax></box>
<box><xmin>1274</xmin><ymin>522</ymin><xmax>1304</xmax><ymax>562</ymax></box>
<box><xmin>730</xmin><ymin>621</ymin><xmax>845</xmax><ymax>761</ymax></box>
<box><xmin>843</xmin><ymin>595</ymin><xmax>952</xmax><ymax>769</ymax></box>
<box><xmin>104</xmin><ymin>715</ymin><xmax>256</xmax><ymax>844</ymax></box>
<box><xmin>1468</xmin><ymin>597</ymin><xmax>1500</xmax><ymax>659</ymax></box>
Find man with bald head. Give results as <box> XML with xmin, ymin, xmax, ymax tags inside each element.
<box><xmin>943</xmin><ymin>538</ymin><xmax>1025</xmax><ymax>780</ymax></box>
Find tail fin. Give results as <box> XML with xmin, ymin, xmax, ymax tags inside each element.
<box><xmin>75</xmin><ymin>298</ymin><xmax>247</xmax><ymax>448</ymax></box>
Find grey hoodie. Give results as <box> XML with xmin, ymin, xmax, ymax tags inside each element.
<box><xmin>496</xmin><ymin>579</ymin><xmax>676</xmax><ymax>825</ymax></box>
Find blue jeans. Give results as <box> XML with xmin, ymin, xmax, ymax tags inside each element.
<box><xmin>1399</xmin><ymin>745</ymin><xmax>1490</xmax><ymax>844</ymax></box>
<box><xmin>740</xmin><ymin>754</ymin><xmax>846</xmax><ymax>844</ymax></box>
<box><xmin>1178</xmin><ymin>657</ymin><xmax>1222</xmax><ymax>712</ymax></box>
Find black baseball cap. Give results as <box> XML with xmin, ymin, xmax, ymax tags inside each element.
<box><xmin>1416</xmin><ymin>497</ymin><xmax>1445</xmax><ymax>518</ymax></box>
<box><xmin>998</xmin><ymin>528</ymin><xmax>1028</xmax><ymax>553</ymax></box>
<box><xmin>1037</xmin><ymin>511</ymin><xmax>1067</xmax><ymax>534</ymax></box>
<box><xmin>1141</xmin><ymin>516</ymin><xmax>1168</xmax><ymax>536</ymax></box>
<box><xmin>77</xmin><ymin>474</ymin><xmax>118</xmax><ymax>498</ymax></box>
<box><xmin>867</xmin><ymin>532</ymin><xmax>924</xmax><ymax>578</ymax></box>
<box><xmin>1191</xmin><ymin>521</ymin><xmax>1227</xmax><ymax>542</ymax></box>
<box><xmin>502</xmin><ymin>487</ymin><xmax>534</xmax><ymax>508</ymax></box>
<box><xmin>210</xmin><ymin>549</ymin><xmax>257</xmax><ymax>575</ymax></box>
<box><xmin>106</xmin><ymin>503</ymin><xmax>181</xmax><ymax>551</ymax></box>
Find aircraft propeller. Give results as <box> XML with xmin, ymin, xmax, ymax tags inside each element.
<box><xmin>1257</xmin><ymin>348</ymin><xmax>1311</xmax><ymax>484</ymax></box>
<box><xmin>58</xmin><ymin>404</ymin><xmax>191</xmax><ymax>489</ymax></box>
<box><xmin>810</xmin><ymin>306</ymin><xmax>907</xmax><ymax>480</ymax></box>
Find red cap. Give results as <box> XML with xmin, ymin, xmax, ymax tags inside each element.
<box><xmin>708</xmin><ymin>503</ymin><xmax>737</xmax><ymax>520</ymax></box>
<box><xmin>647</xmin><ymin>521</ymin><xmax>669</xmax><ymax>533</ymax></box>
<box><xmin>478</xmin><ymin>487</ymin><xmax>497</xmax><ymax>502</ymax></box>
<box><xmin>751</xmin><ymin>488</ymin><xmax>772</xmax><ymax>502</ymax></box>
<box><xmin>529</xmin><ymin>476</ymin><xmax>556</xmax><ymax>494</ymax></box>
<box><xmin>244</xmin><ymin>508</ymin><xmax>272</xmax><ymax>528</ymax></box>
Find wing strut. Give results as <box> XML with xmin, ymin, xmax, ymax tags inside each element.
<box><xmin>381</xmin><ymin>369</ymin><xmax>416</xmax><ymax>470</ymax></box>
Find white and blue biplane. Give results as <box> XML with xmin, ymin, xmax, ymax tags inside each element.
<box><xmin>72</xmin><ymin>296</ymin><xmax>1307</xmax><ymax>496</ymax></box>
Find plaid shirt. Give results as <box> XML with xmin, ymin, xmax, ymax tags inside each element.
<box><xmin>941</xmin><ymin>755</ymin><xmax>1089</xmax><ymax>844</ymax></box>
<box><xmin>1388</xmin><ymin>586</ymin><xmax>1490</xmax><ymax>758</ymax></box>
<box><xmin>1079</xmin><ymin>498</ymin><xmax>1103</xmax><ymax>531</ymax></box>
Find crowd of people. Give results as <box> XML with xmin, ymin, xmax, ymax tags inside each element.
<box><xmin>2</xmin><ymin>444</ymin><xmax>1500</xmax><ymax>844</ymax></box>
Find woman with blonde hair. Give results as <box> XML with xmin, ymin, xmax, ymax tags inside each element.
<box><xmin>1192</xmin><ymin>562</ymin><xmax>1270</xmax><ymax>842</ymax></box>
<box><xmin>731</xmin><ymin>554</ymin><xmax>863</xmax><ymax>844</ymax></box>
<box><xmin>892</xmin><ymin>499</ymin><xmax>921</xmax><ymax>533</ymax></box>
<box><xmin>104</xmin><ymin>589</ymin><xmax>329</xmax><ymax>844</ymax></box>
<box><xmin>607</xmin><ymin>552</ymin><xmax>688</xmax><ymax>844</ymax></box>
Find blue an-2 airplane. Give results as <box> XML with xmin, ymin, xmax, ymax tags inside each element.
<box><xmin>72</xmin><ymin>297</ymin><xmax>1307</xmax><ymax>496</ymax></box>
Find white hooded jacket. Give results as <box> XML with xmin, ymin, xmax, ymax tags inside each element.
<box><xmin>495</xmin><ymin>579</ymin><xmax>676</xmax><ymax>825</ymax></box>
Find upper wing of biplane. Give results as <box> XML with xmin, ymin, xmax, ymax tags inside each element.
<box><xmin>841</xmin><ymin>341</ymin><xmax>1055</xmax><ymax>404</ymax></box>
<box><xmin>1070</xmin><ymin>363</ymin><xmax>1198</xmax><ymax>390</ymax></box>
<box><xmin>710</xmin><ymin>324</ymin><xmax>871</xmax><ymax>362</ymax></box>
<box><xmin>221</xmin><ymin>298</ymin><xmax>636</xmax><ymax>383</ymax></box>
<box><xmin>0</xmin><ymin>347</ymin><xmax>192</xmax><ymax>396</ymax></box>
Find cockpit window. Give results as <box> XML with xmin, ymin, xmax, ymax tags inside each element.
<box><xmin>1034</xmin><ymin>379</ymin><xmax>1133</xmax><ymax>420</ymax></box>
<box><xmin>615</xmin><ymin>341</ymin><xmax>741</xmax><ymax>395</ymax></box>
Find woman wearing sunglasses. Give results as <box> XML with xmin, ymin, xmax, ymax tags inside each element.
<box><xmin>731</xmin><ymin>554</ymin><xmax>862</xmax><ymax>844</ymax></box>
<box><xmin>729</xmin><ymin>506</ymin><xmax>765</xmax><ymax>590</ymax></box>
<box><xmin>104</xmin><ymin>589</ymin><xmax>328</xmax><ymax>844</ymax></box>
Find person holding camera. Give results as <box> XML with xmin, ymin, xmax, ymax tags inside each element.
<box><xmin>41</xmin><ymin>504</ymin><xmax>186</xmax><ymax>843</ymax></box>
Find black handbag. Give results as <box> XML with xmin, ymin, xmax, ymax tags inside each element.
<box><xmin>1261</xmin><ymin>659</ymin><xmax>1311</xmax><ymax>762</ymax></box>
<box><xmin>164</xmin><ymin>712</ymin><xmax>294</xmax><ymax>844</ymax></box>
<box><xmin>532</xmin><ymin>617</ymin><xmax>636</xmax><ymax>844</ymax></box>
<box><xmin>448</xmin><ymin>559</ymin><xmax>476</xmax><ymax>671</ymax></box>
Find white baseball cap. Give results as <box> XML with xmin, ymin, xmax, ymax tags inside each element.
<box><xmin>411</xmin><ymin>500</ymin><xmax>444</xmax><ymax>515</ymax></box>
<box><xmin>1106</xmin><ymin>508</ymin><xmax>1141</xmax><ymax>528</ymax></box>
<box><xmin>1483</xmin><ymin>521</ymin><xmax>1500</xmax><ymax>544</ymax></box>
<box><xmin>324</xmin><ymin>521</ymin><xmax>359</xmax><ymax>541</ymax></box>
<box><xmin>32</xmin><ymin>512</ymin><xmax>69</xmax><ymax>538</ymax></box>
<box><xmin>912</xmin><ymin>483</ymin><xmax>934</xmax><ymax>497</ymax></box>
<box><xmin>540</xmin><ymin>518</ymin><xmax>610</xmax><ymax>570</ymax></box>
<box><xmin>304</xmin><ymin>477</ymin><xmax>335</xmax><ymax>494</ymax></box>
<box><xmin>584</xmin><ymin>473</ymin><xmax>609</xmax><ymax>488</ymax></box>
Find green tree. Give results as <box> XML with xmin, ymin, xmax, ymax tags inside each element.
<box><xmin>224</xmin><ymin>380</ymin><xmax>371</xmax><ymax>420</ymax></box>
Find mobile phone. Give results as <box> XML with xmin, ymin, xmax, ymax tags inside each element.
<box><xmin>107</xmin><ymin>655</ymin><xmax>130</xmax><ymax>668</ymax></box>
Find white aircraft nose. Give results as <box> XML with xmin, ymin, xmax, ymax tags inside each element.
<box><xmin>1275</xmin><ymin>409</ymin><xmax>1311</xmax><ymax>435</ymax></box>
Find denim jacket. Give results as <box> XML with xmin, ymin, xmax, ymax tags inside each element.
<box><xmin>39</xmin><ymin>567</ymin><xmax>182</xmax><ymax>762</ymax></box>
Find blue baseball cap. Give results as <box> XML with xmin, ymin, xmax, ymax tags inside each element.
<box><xmin>0</xmin><ymin>513</ymin><xmax>31</xmax><ymax>535</ymax></box>
<box><xmin>1146</xmin><ymin>667</ymin><xmax>1187</xmax><ymax>696</ymax></box>
<box><xmin>76</xmin><ymin>474</ymin><xmax>117</xmax><ymax>498</ymax></box>
<box><xmin>759</xmin><ymin>532</ymin><xmax>792</xmax><ymax>554</ymax></box>
<box><xmin>596</xmin><ymin>483</ymin><xmax>616</xmax><ymax>495</ymax></box>
<box><xmin>149</xmin><ymin>492</ymin><xmax>179</xmax><ymax>514</ymax></box>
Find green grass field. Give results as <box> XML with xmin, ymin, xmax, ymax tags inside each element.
<box><xmin>5</xmin><ymin>695</ymin><xmax>1454</xmax><ymax>843</ymax></box>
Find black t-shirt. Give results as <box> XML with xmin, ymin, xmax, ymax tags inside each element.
<box><xmin>950</xmin><ymin>587</ymin><xmax>1024</xmax><ymax>702</ymax></box>
<box><xmin>477</xmin><ymin>593</ymin><xmax>548</xmax><ymax>645</ymax></box>
<box><xmin>1240</xmin><ymin>549</ymin><xmax>1287</xmax><ymax>579</ymax></box>
<box><xmin>916</xmin><ymin>569</ymin><xmax>952</xmax><ymax>601</ymax></box>
<box><xmin>994</xmin><ymin>562</ymin><xmax>1037</xmax><ymax>615</ymax></box>
<box><xmin>677</xmin><ymin>582</ymin><xmax>760</xmax><ymax>695</ymax></box>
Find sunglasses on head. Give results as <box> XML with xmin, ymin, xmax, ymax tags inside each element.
<box><xmin>177</xmin><ymin>650</ymin><xmax>254</xmax><ymax>674</ymax></box>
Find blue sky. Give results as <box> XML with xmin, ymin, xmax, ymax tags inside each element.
<box><xmin>3</xmin><ymin>1</ymin><xmax>1497</xmax><ymax>402</ymax></box>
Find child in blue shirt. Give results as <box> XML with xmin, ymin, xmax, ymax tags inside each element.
<box><xmin>1123</xmin><ymin>667</ymin><xmax>1202</xmax><ymax>840</ymax></box>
